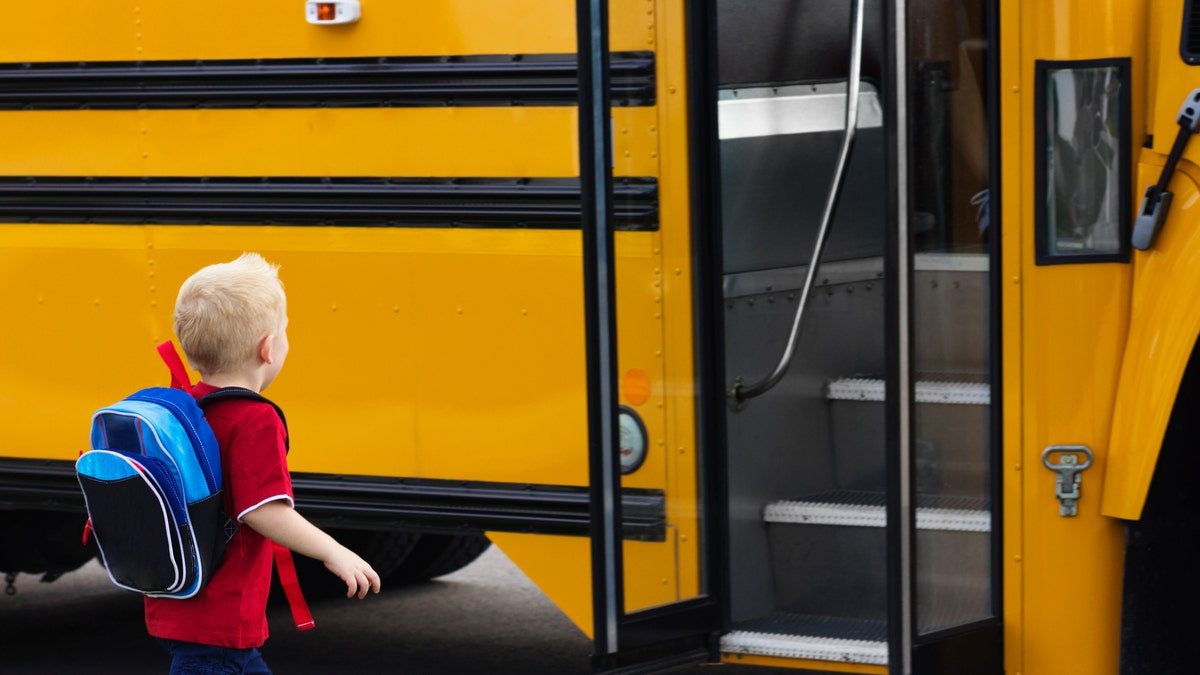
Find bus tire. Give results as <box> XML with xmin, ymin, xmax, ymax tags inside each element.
<box><xmin>288</xmin><ymin>528</ymin><xmax>420</xmax><ymax>598</ymax></box>
<box><xmin>384</xmin><ymin>533</ymin><xmax>491</xmax><ymax>586</ymax></box>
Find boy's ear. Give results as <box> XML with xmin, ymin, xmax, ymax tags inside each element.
<box><xmin>259</xmin><ymin>333</ymin><xmax>277</xmax><ymax>365</ymax></box>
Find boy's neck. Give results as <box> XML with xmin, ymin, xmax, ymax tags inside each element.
<box><xmin>200</xmin><ymin>372</ymin><xmax>265</xmax><ymax>393</ymax></box>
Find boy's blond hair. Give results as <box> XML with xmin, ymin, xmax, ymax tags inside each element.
<box><xmin>174</xmin><ymin>253</ymin><xmax>287</xmax><ymax>376</ymax></box>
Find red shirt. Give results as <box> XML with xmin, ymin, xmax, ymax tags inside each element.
<box><xmin>145</xmin><ymin>382</ymin><xmax>293</xmax><ymax>648</ymax></box>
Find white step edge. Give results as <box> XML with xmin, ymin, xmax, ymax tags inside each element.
<box><xmin>721</xmin><ymin>630</ymin><xmax>887</xmax><ymax>665</ymax></box>
<box><xmin>719</xmin><ymin>82</ymin><xmax>884</xmax><ymax>140</ymax></box>
<box><xmin>914</xmin><ymin>252</ymin><xmax>989</xmax><ymax>272</ymax></box>
<box><xmin>764</xmin><ymin>499</ymin><xmax>991</xmax><ymax>533</ymax></box>
<box><xmin>827</xmin><ymin>378</ymin><xmax>990</xmax><ymax>405</ymax></box>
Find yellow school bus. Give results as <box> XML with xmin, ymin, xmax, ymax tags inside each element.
<box><xmin>0</xmin><ymin>0</ymin><xmax>1196</xmax><ymax>672</ymax></box>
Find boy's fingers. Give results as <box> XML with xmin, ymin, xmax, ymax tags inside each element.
<box><xmin>368</xmin><ymin>568</ymin><xmax>381</xmax><ymax>594</ymax></box>
<box><xmin>344</xmin><ymin>574</ymin><xmax>358</xmax><ymax>598</ymax></box>
<box><xmin>354</xmin><ymin>571</ymin><xmax>370</xmax><ymax>598</ymax></box>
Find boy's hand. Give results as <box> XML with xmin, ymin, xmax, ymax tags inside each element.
<box><xmin>240</xmin><ymin>500</ymin><xmax>382</xmax><ymax>598</ymax></box>
<box><xmin>324</xmin><ymin>546</ymin><xmax>382</xmax><ymax>599</ymax></box>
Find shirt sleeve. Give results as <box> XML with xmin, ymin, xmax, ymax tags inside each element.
<box><xmin>228</xmin><ymin>407</ymin><xmax>294</xmax><ymax>522</ymax></box>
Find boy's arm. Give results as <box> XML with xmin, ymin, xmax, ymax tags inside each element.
<box><xmin>241</xmin><ymin>500</ymin><xmax>382</xmax><ymax>599</ymax></box>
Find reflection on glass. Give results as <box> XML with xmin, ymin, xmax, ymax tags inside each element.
<box><xmin>1045</xmin><ymin>66</ymin><xmax>1124</xmax><ymax>257</ymax></box>
<box><xmin>910</xmin><ymin>0</ymin><xmax>994</xmax><ymax>635</ymax></box>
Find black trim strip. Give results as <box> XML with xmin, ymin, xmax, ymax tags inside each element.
<box><xmin>579</xmin><ymin>0</ymin><xmax>625</xmax><ymax>658</ymax></box>
<box><xmin>986</xmin><ymin>0</ymin><xmax>1006</xmax><ymax>646</ymax></box>
<box><xmin>0</xmin><ymin>459</ymin><xmax>666</xmax><ymax>541</ymax></box>
<box><xmin>291</xmin><ymin>474</ymin><xmax>665</xmax><ymax>541</ymax></box>
<box><xmin>687</xmin><ymin>0</ymin><xmax>733</xmax><ymax>640</ymax></box>
<box><xmin>0</xmin><ymin>458</ymin><xmax>81</xmax><ymax>512</ymax></box>
<box><xmin>0</xmin><ymin>53</ymin><xmax>656</xmax><ymax>109</ymax></box>
<box><xmin>884</xmin><ymin>0</ymin><xmax>906</xmax><ymax>668</ymax></box>
<box><xmin>0</xmin><ymin>177</ymin><xmax>659</xmax><ymax>230</ymax></box>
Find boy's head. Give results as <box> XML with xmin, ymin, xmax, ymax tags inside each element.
<box><xmin>174</xmin><ymin>253</ymin><xmax>289</xmax><ymax>382</ymax></box>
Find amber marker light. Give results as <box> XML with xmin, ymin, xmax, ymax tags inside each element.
<box><xmin>622</xmin><ymin>368</ymin><xmax>652</xmax><ymax>406</ymax></box>
<box><xmin>306</xmin><ymin>0</ymin><xmax>360</xmax><ymax>25</ymax></box>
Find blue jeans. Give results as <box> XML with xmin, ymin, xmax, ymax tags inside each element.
<box><xmin>157</xmin><ymin>638</ymin><xmax>271</xmax><ymax>675</ymax></box>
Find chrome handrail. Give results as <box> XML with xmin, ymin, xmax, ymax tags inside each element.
<box><xmin>730</xmin><ymin>0</ymin><xmax>866</xmax><ymax>405</ymax></box>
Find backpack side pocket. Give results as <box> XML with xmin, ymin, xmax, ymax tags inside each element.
<box><xmin>76</xmin><ymin>450</ymin><xmax>188</xmax><ymax>594</ymax></box>
<box><xmin>186</xmin><ymin>490</ymin><xmax>234</xmax><ymax>585</ymax></box>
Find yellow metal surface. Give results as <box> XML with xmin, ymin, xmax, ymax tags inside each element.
<box><xmin>1148</xmin><ymin>0</ymin><xmax>1198</xmax><ymax>160</ymax></box>
<box><xmin>0</xmin><ymin>225</ymin><xmax>658</xmax><ymax>483</ymax></box>
<box><xmin>0</xmin><ymin>108</ymin><xmax>659</xmax><ymax>179</ymax></box>
<box><xmin>486</xmin><ymin>532</ymin><xmax>595</xmax><ymax>636</ymax></box>
<box><xmin>720</xmin><ymin>653</ymin><xmax>886</xmax><ymax>674</ymax></box>
<box><xmin>1102</xmin><ymin>0</ymin><xmax>1200</xmax><ymax>520</ymax></box>
<box><xmin>999</xmin><ymin>1</ymin><xmax>1025</xmax><ymax>672</ymax></box>
<box><xmin>0</xmin><ymin>0</ymin><xmax>653</xmax><ymax>61</ymax></box>
<box><xmin>0</xmin><ymin>222</ymin><xmax>676</xmax><ymax>627</ymax></box>
<box><xmin>1103</xmin><ymin>159</ymin><xmax>1200</xmax><ymax>519</ymax></box>
<box><xmin>1006</xmin><ymin>1</ymin><xmax>1144</xmax><ymax>673</ymax></box>
<box><xmin>626</xmin><ymin>0</ymin><xmax>704</xmax><ymax>610</ymax></box>
<box><xmin>482</xmin><ymin>0</ymin><xmax>702</xmax><ymax>628</ymax></box>
<box><xmin>0</xmin><ymin>0</ymin><xmax>703</xmax><ymax>642</ymax></box>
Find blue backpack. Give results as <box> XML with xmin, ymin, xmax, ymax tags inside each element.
<box><xmin>75</xmin><ymin>342</ymin><xmax>268</xmax><ymax>599</ymax></box>
<box><xmin>77</xmin><ymin>385</ymin><xmax>234</xmax><ymax>598</ymax></box>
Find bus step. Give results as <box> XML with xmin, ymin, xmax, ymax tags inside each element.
<box><xmin>828</xmin><ymin>379</ymin><xmax>990</xmax><ymax>492</ymax></box>
<box><xmin>721</xmin><ymin>613</ymin><xmax>886</xmax><ymax>665</ymax></box>
<box><xmin>762</xmin><ymin>492</ymin><xmax>992</xmax><ymax>628</ymax></box>
<box><xmin>764</xmin><ymin>490</ymin><xmax>991</xmax><ymax>532</ymax></box>
<box><xmin>826</xmin><ymin>377</ymin><xmax>990</xmax><ymax>405</ymax></box>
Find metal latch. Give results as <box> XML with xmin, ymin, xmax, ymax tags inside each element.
<box><xmin>1042</xmin><ymin>445</ymin><xmax>1093</xmax><ymax>517</ymax></box>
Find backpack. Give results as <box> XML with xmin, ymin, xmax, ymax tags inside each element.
<box><xmin>75</xmin><ymin>343</ymin><xmax>313</xmax><ymax>628</ymax></box>
<box><xmin>76</xmin><ymin>344</ymin><xmax>240</xmax><ymax>598</ymax></box>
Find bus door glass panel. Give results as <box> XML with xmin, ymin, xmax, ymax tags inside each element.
<box><xmin>907</xmin><ymin>0</ymin><xmax>996</xmax><ymax>635</ymax></box>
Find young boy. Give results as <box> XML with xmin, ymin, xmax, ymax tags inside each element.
<box><xmin>147</xmin><ymin>252</ymin><xmax>380</xmax><ymax>673</ymax></box>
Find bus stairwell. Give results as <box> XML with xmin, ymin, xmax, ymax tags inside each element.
<box><xmin>713</xmin><ymin>0</ymin><xmax>993</xmax><ymax>668</ymax></box>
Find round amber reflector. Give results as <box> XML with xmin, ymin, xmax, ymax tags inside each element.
<box><xmin>622</xmin><ymin>368</ymin><xmax>652</xmax><ymax>406</ymax></box>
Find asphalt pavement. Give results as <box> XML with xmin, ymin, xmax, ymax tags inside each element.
<box><xmin>0</xmin><ymin>546</ymin><xmax>783</xmax><ymax>674</ymax></box>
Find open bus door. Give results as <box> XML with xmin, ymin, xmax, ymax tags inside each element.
<box><xmin>710</xmin><ymin>0</ymin><xmax>1003</xmax><ymax>671</ymax></box>
<box><xmin>579</xmin><ymin>1</ymin><xmax>726</xmax><ymax>671</ymax></box>
<box><xmin>582</xmin><ymin>0</ymin><xmax>1004</xmax><ymax>672</ymax></box>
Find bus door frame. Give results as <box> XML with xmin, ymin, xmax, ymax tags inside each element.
<box><xmin>885</xmin><ymin>0</ymin><xmax>1005</xmax><ymax>672</ymax></box>
<box><xmin>579</xmin><ymin>0</ymin><xmax>728</xmax><ymax>671</ymax></box>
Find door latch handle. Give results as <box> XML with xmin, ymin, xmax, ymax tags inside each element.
<box><xmin>1042</xmin><ymin>445</ymin><xmax>1093</xmax><ymax>517</ymax></box>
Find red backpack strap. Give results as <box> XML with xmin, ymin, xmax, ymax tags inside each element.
<box><xmin>273</xmin><ymin>543</ymin><xmax>316</xmax><ymax>631</ymax></box>
<box><xmin>156</xmin><ymin>341</ymin><xmax>192</xmax><ymax>391</ymax></box>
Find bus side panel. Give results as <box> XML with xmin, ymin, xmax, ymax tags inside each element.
<box><xmin>0</xmin><ymin>226</ymin><xmax>160</xmax><ymax>458</ymax></box>
<box><xmin>0</xmin><ymin>0</ymin><xmax>693</xmax><ymax>634</ymax></box>
<box><xmin>0</xmin><ymin>0</ymin><xmax>654</xmax><ymax>61</ymax></box>
<box><xmin>1014</xmin><ymin>2</ymin><xmax>1143</xmax><ymax>674</ymax></box>
<box><xmin>1102</xmin><ymin>162</ymin><xmax>1200</xmax><ymax>519</ymax></box>
<box><xmin>1103</xmin><ymin>0</ymin><xmax>1200</xmax><ymax>521</ymax></box>
<box><xmin>0</xmin><ymin>108</ymin><xmax>660</xmax><ymax>179</ymax></box>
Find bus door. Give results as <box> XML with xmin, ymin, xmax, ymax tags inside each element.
<box><xmin>711</xmin><ymin>0</ymin><xmax>1002</xmax><ymax>673</ymax></box>
<box><xmin>580</xmin><ymin>1</ymin><xmax>724</xmax><ymax>671</ymax></box>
